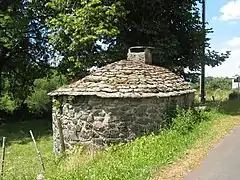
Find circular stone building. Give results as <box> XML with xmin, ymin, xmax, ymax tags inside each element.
<box><xmin>48</xmin><ymin>47</ymin><xmax>195</xmax><ymax>153</ymax></box>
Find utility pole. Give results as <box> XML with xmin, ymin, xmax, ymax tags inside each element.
<box><xmin>200</xmin><ymin>0</ymin><xmax>206</xmax><ymax>104</ymax></box>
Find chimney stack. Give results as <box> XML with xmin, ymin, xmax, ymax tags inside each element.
<box><xmin>127</xmin><ymin>46</ymin><xmax>154</xmax><ymax>65</ymax></box>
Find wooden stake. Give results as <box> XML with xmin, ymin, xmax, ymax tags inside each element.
<box><xmin>1</xmin><ymin>137</ymin><xmax>6</xmax><ymax>179</ymax></box>
<box><xmin>56</xmin><ymin>118</ymin><xmax>65</xmax><ymax>154</ymax></box>
<box><xmin>29</xmin><ymin>130</ymin><xmax>45</xmax><ymax>172</ymax></box>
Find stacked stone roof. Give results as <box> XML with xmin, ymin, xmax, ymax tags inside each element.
<box><xmin>49</xmin><ymin>59</ymin><xmax>195</xmax><ymax>98</ymax></box>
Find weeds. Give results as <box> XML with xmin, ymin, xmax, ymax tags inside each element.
<box><xmin>46</xmin><ymin>108</ymin><xmax>223</xmax><ymax>180</ymax></box>
<box><xmin>0</xmin><ymin>100</ymin><xmax>238</xmax><ymax>180</ymax></box>
<box><xmin>171</xmin><ymin>108</ymin><xmax>209</xmax><ymax>135</ymax></box>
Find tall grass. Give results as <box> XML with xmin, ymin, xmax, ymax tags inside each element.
<box><xmin>194</xmin><ymin>88</ymin><xmax>230</xmax><ymax>104</ymax></box>
<box><xmin>0</xmin><ymin>102</ymin><xmax>237</xmax><ymax>179</ymax></box>
<box><xmin>47</xmin><ymin>109</ymin><xmax>224</xmax><ymax>180</ymax></box>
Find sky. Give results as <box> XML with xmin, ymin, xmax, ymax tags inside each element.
<box><xmin>205</xmin><ymin>0</ymin><xmax>240</xmax><ymax>77</ymax></box>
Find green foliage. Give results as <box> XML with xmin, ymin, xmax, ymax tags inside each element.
<box><xmin>46</xmin><ymin>0</ymin><xmax>125</xmax><ymax>77</ymax></box>
<box><xmin>46</xmin><ymin>0</ymin><xmax>230</xmax><ymax>79</ymax></box>
<box><xmin>49</xmin><ymin>108</ymin><xmax>218</xmax><ymax>180</ymax></box>
<box><xmin>229</xmin><ymin>91</ymin><xmax>240</xmax><ymax>100</ymax></box>
<box><xmin>171</xmin><ymin>108</ymin><xmax>209</xmax><ymax>134</ymax></box>
<box><xmin>0</xmin><ymin>93</ymin><xmax>18</xmax><ymax>113</ymax></box>
<box><xmin>0</xmin><ymin>70</ymin><xmax>66</xmax><ymax>115</ymax></box>
<box><xmin>0</xmin><ymin>77</ymin><xmax>18</xmax><ymax>113</ymax></box>
<box><xmin>2</xmin><ymin>101</ymin><xmax>240</xmax><ymax>179</ymax></box>
<box><xmin>27</xmin><ymin>89</ymin><xmax>51</xmax><ymax>115</ymax></box>
<box><xmin>205</xmin><ymin>77</ymin><xmax>232</xmax><ymax>91</ymax></box>
<box><xmin>0</xmin><ymin>0</ymin><xmax>56</xmax><ymax>112</ymax></box>
<box><xmin>54</xmin><ymin>99</ymin><xmax>62</xmax><ymax>109</ymax></box>
<box><xmin>26</xmin><ymin>72</ymin><xmax>67</xmax><ymax>115</ymax></box>
<box><xmin>192</xmin><ymin>76</ymin><xmax>232</xmax><ymax>103</ymax></box>
<box><xmin>0</xmin><ymin>0</ymin><xmax>231</xmax><ymax>118</ymax></box>
<box><xmin>118</xmin><ymin>0</ymin><xmax>229</xmax><ymax>76</ymax></box>
<box><xmin>219</xmin><ymin>99</ymin><xmax>240</xmax><ymax>115</ymax></box>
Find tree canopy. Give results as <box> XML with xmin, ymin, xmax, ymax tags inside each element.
<box><xmin>0</xmin><ymin>0</ymin><xmax>231</xmax><ymax>116</ymax></box>
<box><xmin>46</xmin><ymin>0</ymin><xmax>230</xmax><ymax>79</ymax></box>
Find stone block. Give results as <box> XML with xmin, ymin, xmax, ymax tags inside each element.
<box><xmin>87</xmin><ymin>113</ymin><xmax>94</xmax><ymax>122</ymax></box>
<box><xmin>79</xmin><ymin>130</ymin><xmax>94</xmax><ymax>141</ymax></box>
<box><xmin>103</xmin><ymin>129</ymin><xmax>119</xmax><ymax>138</ymax></box>
<box><xmin>94</xmin><ymin>116</ymin><xmax>104</xmax><ymax>122</ymax></box>
<box><xmin>93</xmin><ymin>121</ymin><xmax>105</xmax><ymax>131</ymax></box>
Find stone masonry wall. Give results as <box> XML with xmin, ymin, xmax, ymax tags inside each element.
<box><xmin>52</xmin><ymin>93</ymin><xmax>194</xmax><ymax>153</ymax></box>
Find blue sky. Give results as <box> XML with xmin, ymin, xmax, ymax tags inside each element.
<box><xmin>205</xmin><ymin>0</ymin><xmax>240</xmax><ymax>77</ymax></box>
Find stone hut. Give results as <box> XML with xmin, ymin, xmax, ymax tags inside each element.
<box><xmin>48</xmin><ymin>46</ymin><xmax>195</xmax><ymax>153</ymax></box>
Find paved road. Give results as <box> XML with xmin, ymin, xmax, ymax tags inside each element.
<box><xmin>184</xmin><ymin>125</ymin><xmax>240</xmax><ymax>180</ymax></box>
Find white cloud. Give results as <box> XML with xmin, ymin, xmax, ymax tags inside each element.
<box><xmin>226</xmin><ymin>36</ymin><xmax>240</xmax><ymax>47</ymax></box>
<box><xmin>219</xmin><ymin>0</ymin><xmax>240</xmax><ymax>21</ymax></box>
<box><xmin>206</xmin><ymin>36</ymin><xmax>240</xmax><ymax>77</ymax></box>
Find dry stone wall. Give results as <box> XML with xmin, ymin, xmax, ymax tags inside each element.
<box><xmin>52</xmin><ymin>93</ymin><xmax>194</xmax><ymax>153</ymax></box>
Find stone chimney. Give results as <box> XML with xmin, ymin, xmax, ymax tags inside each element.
<box><xmin>127</xmin><ymin>46</ymin><xmax>154</xmax><ymax>65</ymax></box>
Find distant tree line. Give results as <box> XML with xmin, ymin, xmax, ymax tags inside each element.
<box><xmin>192</xmin><ymin>76</ymin><xmax>232</xmax><ymax>91</ymax></box>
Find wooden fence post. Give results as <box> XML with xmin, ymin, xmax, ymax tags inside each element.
<box><xmin>29</xmin><ymin>130</ymin><xmax>45</xmax><ymax>173</ymax></box>
<box><xmin>56</xmin><ymin>118</ymin><xmax>65</xmax><ymax>154</ymax></box>
<box><xmin>1</xmin><ymin>137</ymin><xmax>6</xmax><ymax>179</ymax></box>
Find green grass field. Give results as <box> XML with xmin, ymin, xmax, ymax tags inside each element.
<box><xmin>0</xmin><ymin>119</ymin><xmax>54</xmax><ymax>179</ymax></box>
<box><xmin>1</xmin><ymin>93</ymin><xmax>240</xmax><ymax>179</ymax></box>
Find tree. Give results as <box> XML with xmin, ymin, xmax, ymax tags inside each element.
<box><xmin>27</xmin><ymin>71</ymin><xmax>67</xmax><ymax>116</ymax></box>
<box><xmin>47</xmin><ymin>0</ymin><xmax>230</xmax><ymax>80</ymax></box>
<box><xmin>0</xmin><ymin>0</ymin><xmax>231</xmax><ymax>116</ymax></box>
<box><xmin>205</xmin><ymin>77</ymin><xmax>232</xmax><ymax>91</ymax></box>
<box><xmin>46</xmin><ymin>0</ymin><xmax>125</xmax><ymax>78</ymax></box>
<box><xmin>0</xmin><ymin>0</ymin><xmax>54</xmax><ymax>106</ymax></box>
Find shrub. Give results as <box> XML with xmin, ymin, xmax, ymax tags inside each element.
<box><xmin>205</xmin><ymin>77</ymin><xmax>231</xmax><ymax>91</ymax></box>
<box><xmin>0</xmin><ymin>93</ymin><xmax>18</xmax><ymax>113</ymax></box>
<box><xmin>171</xmin><ymin>107</ymin><xmax>209</xmax><ymax>134</ymax></box>
<box><xmin>26</xmin><ymin>72</ymin><xmax>67</xmax><ymax>115</ymax></box>
<box><xmin>229</xmin><ymin>91</ymin><xmax>240</xmax><ymax>100</ymax></box>
<box><xmin>164</xmin><ymin>102</ymin><xmax>178</xmax><ymax>129</ymax></box>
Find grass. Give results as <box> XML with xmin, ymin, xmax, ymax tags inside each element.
<box><xmin>194</xmin><ymin>88</ymin><xmax>230</xmax><ymax>104</ymax></box>
<box><xmin>0</xmin><ymin>97</ymin><xmax>240</xmax><ymax>179</ymax></box>
<box><xmin>153</xmin><ymin>115</ymin><xmax>240</xmax><ymax>180</ymax></box>
<box><xmin>0</xmin><ymin>119</ymin><xmax>54</xmax><ymax>179</ymax></box>
<box><xmin>51</xmin><ymin>110</ymin><xmax>225</xmax><ymax>180</ymax></box>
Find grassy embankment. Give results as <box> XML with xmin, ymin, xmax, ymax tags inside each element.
<box><xmin>0</xmin><ymin>91</ymin><xmax>240</xmax><ymax>179</ymax></box>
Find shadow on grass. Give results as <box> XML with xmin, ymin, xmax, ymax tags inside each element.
<box><xmin>218</xmin><ymin>100</ymin><xmax>240</xmax><ymax>116</ymax></box>
<box><xmin>196</xmin><ymin>99</ymin><xmax>240</xmax><ymax>116</ymax></box>
<box><xmin>0</xmin><ymin>118</ymin><xmax>52</xmax><ymax>146</ymax></box>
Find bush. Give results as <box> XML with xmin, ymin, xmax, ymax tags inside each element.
<box><xmin>229</xmin><ymin>91</ymin><xmax>240</xmax><ymax>100</ymax></box>
<box><xmin>26</xmin><ymin>89</ymin><xmax>51</xmax><ymax>115</ymax></box>
<box><xmin>0</xmin><ymin>93</ymin><xmax>18</xmax><ymax>113</ymax></box>
<box><xmin>205</xmin><ymin>77</ymin><xmax>231</xmax><ymax>91</ymax></box>
<box><xmin>26</xmin><ymin>72</ymin><xmax>67</xmax><ymax>115</ymax></box>
<box><xmin>171</xmin><ymin>107</ymin><xmax>209</xmax><ymax>134</ymax></box>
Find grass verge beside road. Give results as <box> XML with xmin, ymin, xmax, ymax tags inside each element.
<box><xmin>0</xmin><ymin>101</ymin><xmax>240</xmax><ymax>179</ymax></box>
<box><xmin>153</xmin><ymin>115</ymin><xmax>240</xmax><ymax>180</ymax></box>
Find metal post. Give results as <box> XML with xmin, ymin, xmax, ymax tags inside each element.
<box><xmin>200</xmin><ymin>0</ymin><xmax>206</xmax><ymax>104</ymax></box>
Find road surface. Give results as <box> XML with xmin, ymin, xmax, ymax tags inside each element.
<box><xmin>184</xmin><ymin>125</ymin><xmax>240</xmax><ymax>180</ymax></box>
